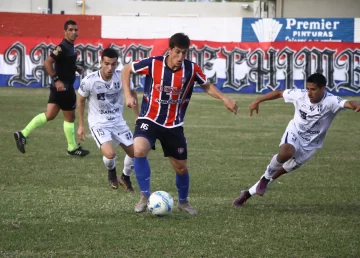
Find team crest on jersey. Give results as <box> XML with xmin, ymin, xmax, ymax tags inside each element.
<box><xmin>177</xmin><ymin>148</ymin><xmax>184</xmax><ymax>154</ymax></box>
<box><xmin>181</xmin><ymin>77</ymin><xmax>187</xmax><ymax>83</ymax></box>
<box><xmin>114</xmin><ymin>82</ymin><xmax>120</xmax><ymax>89</ymax></box>
<box><xmin>53</xmin><ymin>46</ymin><xmax>62</xmax><ymax>56</ymax></box>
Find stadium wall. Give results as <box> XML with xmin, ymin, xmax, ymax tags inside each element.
<box><xmin>0</xmin><ymin>13</ymin><xmax>359</xmax><ymax>96</ymax></box>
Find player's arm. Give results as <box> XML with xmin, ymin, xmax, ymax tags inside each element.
<box><xmin>130</xmin><ymin>89</ymin><xmax>139</xmax><ymax>122</ymax></box>
<box><xmin>44</xmin><ymin>46</ymin><xmax>65</xmax><ymax>91</ymax></box>
<box><xmin>201</xmin><ymin>82</ymin><xmax>238</xmax><ymax>114</ymax></box>
<box><xmin>77</xmin><ymin>94</ymin><xmax>87</xmax><ymax>141</ymax></box>
<box><xmin>343</xmin><ymin>100</ymin><xmax>360</xmax><ymax>112</ymax></box>
<box><xmin>122</xmin><ymin>64</ymin><xmax>137</xmax><ymax>108</ymax></box>
<box><xmin>77</xmin><ymin>80</ymin><xmax>90</xmax><ymax>141</ymax></box>
<box><xmin>249</xmin><ymin>90</ymin><xmax>284</xmax><ymax>116</ymax></box>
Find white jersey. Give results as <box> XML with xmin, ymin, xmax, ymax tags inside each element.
<box><xmin>283</xmin><ymin>89</ymin><xmax>347</xmax><ymax>149</ymax></box>
<box><xmin>78</xmin><ymin>70</ymin><xmax>133</xmax><ymax>127</ymax></box>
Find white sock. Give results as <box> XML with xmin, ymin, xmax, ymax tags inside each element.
<box><xmin>122</xmin><ymin>155</ymin><xmax>134</xmax><ymax>176</ymax></box>
<box><xmin>103</xmin><ymin>156</ymin><xmax>116</xmax><ymax>170</ymax></box>
<box><xmin>264</xmin><ymin>154</ymin><xmax>283</xmax><ymax>180</ymax></box>
<box><xmin>249</xmin><ymin>180</ymin><xmax>260</xmax><ymax>196</ymax></box>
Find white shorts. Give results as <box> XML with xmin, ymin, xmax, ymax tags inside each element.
<box><xmin>279</xmin><ymin>128</ymin><xmax>317</xmax><ymax>172</ymax></box>
<box><xmin>90</xmin><ymin>124</ymin><xmax>133</xmax><ymax>148</ymax></box>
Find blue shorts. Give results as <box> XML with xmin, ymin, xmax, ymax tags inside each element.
<box><xmin>134</xmin><ymin>119</ymin><xmax>187</xmax><ymax>160</ymax></box>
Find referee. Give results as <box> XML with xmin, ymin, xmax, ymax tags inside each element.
<box><xmin>14</xmin><ymin>20</ymin><xmax>89</xmax><ymax>156</ymax></box>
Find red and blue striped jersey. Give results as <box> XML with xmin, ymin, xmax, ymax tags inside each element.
<box><xmin>132</xmin><ymin>55</ymin><xmax>207</xmax><ymax>128</ymax></box>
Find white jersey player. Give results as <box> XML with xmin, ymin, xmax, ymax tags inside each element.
<box><xmin>77</xmin><ymin>48</ymin><xmax>139</xmax><ymax>191</ymax></box>
<box><xmin>233</xmin><ymin>73</ymin><xmax>360</xmax><ymax>207</ymax></box>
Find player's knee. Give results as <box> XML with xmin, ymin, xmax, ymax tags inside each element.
<box><xmin>104</xmin><ymin>151</ymin><xmax>116</xmax><ymax>159</ymax></box>
<box><xmin>175</xmin><ymin>167</ymin><xmax>188</xmax><ymax>175</ymax></box>
<box><xmin>134</xmin><ymin>149</ymin><xmax>148</xmax><ymax>158</ymax></box>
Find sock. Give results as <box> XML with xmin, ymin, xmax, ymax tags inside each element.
<box><xmin>245</xmin><ymin>190</ymin><xmax>252</xmax><ymax>200</ymax></box>
<box><xmin>21</xmin><ymin>113</ymin><xmax>47</xmax><ymax>137</ymax></box>
<box><xmin>264</xmin><ymin>154</ymin><xmax>284</xmax><ymax>180</ymax></box>
<box><xmin>134</xmin><ymin>157</ymin><xmax>151</xmax><ymax>197</ymax></box>
<box><xmin>122</xmin><ymin>155</ymin><xmax>134</xmax><ymax>176</ymax></box>
<box><xmin>249</xmin><ymin>180</ymin><xmax>260</xmax><ymax>196</ymax></box>
<box><xmin>63</xmin><ymin>121</ymin><xmax>78</xmax><ymax>151</ymax></box>
<box><xmin>108</xmin><ymin>168</ymin><xmax>117</xmax><ymax>181</ymax></box>
<box><xmin>103</xmin><ymin>156</ymin><xmax>116</xmax><ymax>170</ymax></box>
<box><xmin>176</xmin><ymin>172</ymin><xmax>190</xmax><ymax>204</ymax></box>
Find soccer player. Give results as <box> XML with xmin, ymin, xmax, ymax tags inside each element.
<box><xmin>232</xmin><ymin>73</ymin><xmax>360</xmax><ymax>207</ymax></box>
<box><xmin>122</xmin><ymin>33</ymin><xmax>238</xmax><ymax>215</ymax></box>
<box><xmin>14</xmin><ymin>20</ymin><xmax>89</xmax><ymax>156</ymax></box>
<box><xmin>77</xmin><ymin>48</ymin><xmax>139</xmax><ymax>191</ymax></box>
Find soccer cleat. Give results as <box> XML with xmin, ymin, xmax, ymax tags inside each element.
<box><xmin>67</xmin><ymin>146</ymin><xmax>90</xmax><ymax>157</ymax></box>
<box><xmin>108</xmin><ymin>178</ymin><xmax>119</xmax><ymax>189</ymax></box>
<box><xmin>177</xmin><ymin>201</ymin><xmax>198</xmax><ymax>215</ymax></box>
<box><xmin>108</xmin><ymin>169</ymin><xmax>118</xmax><ymax>190</ymax></box>
<box><xmin>119</xmin><ymin>175</ymin><xmax>134</xmax><ymax>193</ymax></box>
<box><xmin>14</xmin><ymin>131</ymin><xmax>26</xmax><ymax>153</ymax></box>
<box><xmin>135</xmin><ymin>195</ymin><xmax>149</xmax><ymax>213</ymax></box>
<box><xmin>232</xmin><ymin>190</ymin><xmax>249</xmax><ymax>208</ymax></box>
<box><xmin>256</xmin><ymin>176</ymin><xmax>270</xmax><ymax>196</ymax></box>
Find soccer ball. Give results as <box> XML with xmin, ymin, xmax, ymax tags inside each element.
<box><xmin>147</xmin><ymin>191</ymin><xmax>174</xmax><ymax>216</ymax></box>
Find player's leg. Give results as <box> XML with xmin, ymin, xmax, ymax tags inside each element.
<box><xmin>14</xmin><ymin>101</ymin><xmax>60</xmax><ymax>153</ymax></box>
<box><xmin>90</xmin><ymin>126</ymin><xmax>118</xmax><ymax>189</ymax></box>
<box><xmin>161</xmin><ymin>126</ymin><xmax>197</xmax><ymax>215</ymax></box>
<box><xmin>60</xmin><ymin>91</ymin><xmax>89</xmax><ymax>156</ymax></box>
<box><xmin>116</xmin><ymin>127</ymin><xmax>135</xmax><ymax>192</ymax></box>
<box><xmin>101</xmin><ymin>141</ymin><xmax>119</xmax><ymax>189</ymax></box>
<box><xmin>133</xmin><ymin>119</ymin><xmax>156</xmax><ymax>212</ymax></box>
<box><xmin>233</xmin><ymin>131</ymin><xmax>298</xmax><ymax>207</ymax></box>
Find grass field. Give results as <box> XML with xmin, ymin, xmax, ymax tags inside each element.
<box><xmin>1</xmin><ymin>87</ymin><xmax>359</xmax><ymax>258</ymax></box>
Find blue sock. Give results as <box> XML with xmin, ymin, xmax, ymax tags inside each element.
<box><xmin>176</xmin><ymin>172</ymin><xmax>190</xmax><ymax>204</ymax></box>
<box><xmin>134</xmin><ymin>157</ymin><xmax>151</xmax><ymax>197</ymax></box>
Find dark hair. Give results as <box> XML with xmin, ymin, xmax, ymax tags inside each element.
<box><xmin>101</xmin><ymin>48</ymin><xmax>119</xmax><ymax>60</ymax></box>
<box><xmin>169</xmin><ymin>33</ymin><xmax>190</xmax><ymax>49</ymax></box>
<box><xmin>64</xmin><ymin>20</ymin><xmax>77</xmax><ymax>30</ymax></box>
<box><xmin>307</xmin><ymin>73</ymin><xmax>327</xmax><ymax>88</ymax></box>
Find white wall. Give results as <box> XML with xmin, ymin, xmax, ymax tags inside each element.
<box><xmin>281</xmin><ymin>0</ymin><xmax>360</xmax><ymax>18</ymax></box>
<box><xmin>0</xmin><ymin>0</ymin><xmax>255</xmax><ymax>17</ymax></box>
<box><xmin>102</xmin><ymin>16</ymin><xmax>243</xmax><ymax>41</ymax></box>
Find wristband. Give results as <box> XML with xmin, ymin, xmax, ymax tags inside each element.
<box><xmin>52</xmin><ymin>75</ymin><xmax>59</xmax><ymax>82</ymax></box>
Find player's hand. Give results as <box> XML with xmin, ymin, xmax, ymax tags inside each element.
<box><xmin>77</xmin><ymin>66</ymin><xmax>84</xmax><ymax>75</ymax></box>
<box><xmin>249</xmin><ymin>100</ymin><xmax>260</xmax><ymax>116</ymax></box>
<box><xmin>224</xmin><ymin>97</ymin><xmax>238</xmax><ymax>114</ymax></box>
<box><xmin>55</xmin><ymin>80</ymin><xmax>65</xmax><ymax>91</ymax></box>
<box><xmin>125</xmin><ymin>95</ymin><xmax>137</xmax><ymax>108</ymax></box>
<box><xmin>77</xmin><ymin>126</ymin><xmax>86</xmax><ymax>141</ymax></box>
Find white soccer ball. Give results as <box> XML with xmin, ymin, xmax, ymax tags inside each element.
<box><xmin>147</xmin><ymin>191</ymin><xmax>174</xmax><ymax>216</ymax></box>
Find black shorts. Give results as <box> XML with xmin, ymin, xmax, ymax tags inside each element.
<box><xmin>134</xmin><ymin>119</ymin><xmax>187</xmax><ymax>160</ymax></box>
<box><xmin>48</xmin><ymin>88</ymin><xmax>76</xmax><ymax>111</ymax></box>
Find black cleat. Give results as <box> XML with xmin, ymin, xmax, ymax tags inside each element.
<box><xmin>232</xmin><ymin>190</ymin><xmax>250</xmax><ymax>208</ymax></box>
<box><xmin>108</xmin><ymin>169</ymin><xmax>118</xmax><ymax>189</ymax></box>
<box><xmin>67</xmin><ymin>146</ymin><xmax>90</xmax><ymax>157</ymax></box>
<box><xmin>119</xmin><ymin>175</ymin><xmax>135</xmax><ymax>193</ymax></box>
<box><xmin>14</xmin><ymin>131</ymin><xmax>26</xmax><ymax>153</ymax></box>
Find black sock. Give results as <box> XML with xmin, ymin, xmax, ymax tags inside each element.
<box><xmin>262</xmin><ymin>176</ymin><xmax>270</xmax><ymax>182</ymax></box>
<box><xmin>108</xmin><ymin>168</ymin><xmax>117</xmax><ymax>181</ymax></box>
<box><xmin>245</xmin><ymin>191</ymin><xmax>252</xmax><ymax>199</ymax></box>
<box><xmin>121</xmin><ymin>173</ymin><xmax>130</xmax><ymax>181</ymax></box>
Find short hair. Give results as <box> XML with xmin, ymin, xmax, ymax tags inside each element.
<box><xmin>64</xmin><ymin>20</ymin><xmax>77</xmax><ymax>30</ymax></box>
<box><xmin>307</xmin><ymin>73</ymin><xmax>327</xmax><ymax>88</ymax></box>
<box><xmin>101</xmin><ymin>48</ymin><xmax>119</xmax><ymax>60</ymax></box>
<box><xmin>169</xmin><ymin>33</ymin><xmax>190</xmax><ymax>49</ymax></box>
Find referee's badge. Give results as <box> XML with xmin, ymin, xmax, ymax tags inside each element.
<box><xmin>53</xmin><ymin>46</ymin><xmax>62</xmax><ymax>56</ymax></box>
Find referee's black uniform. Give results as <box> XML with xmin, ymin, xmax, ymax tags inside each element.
<box><xmin>49</xmin><ymin>39</ymin><xmax>77</xmax><ymax>110</ymax></box>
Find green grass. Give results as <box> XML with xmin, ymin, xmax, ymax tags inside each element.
<box><xmin>0</xmin><ymin>87</ymin><xmax>359</xmax><ymax>258</ymax></box>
